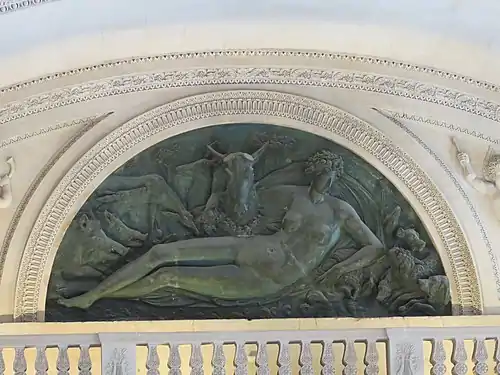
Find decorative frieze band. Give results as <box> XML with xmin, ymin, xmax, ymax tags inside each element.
<box><xmin>0</xmin><ymin>0</ymin><xmax>59</xmax><ymax>15</ymax></box>
<box><xmin>1</xmin><ymin>49</ymin><xmax>498</xmax><ymax>95</ymax></box>
<box><xmin>13</xmin><ymin>90</ymin><xmax>482</xmax><ymax>321</ymax></box>
<box><xmin>1</xmin><ymin>67</ymin><xmax>499</xmax><ymax>127</ymax></box>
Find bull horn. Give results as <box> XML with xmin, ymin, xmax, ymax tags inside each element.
<box><xmin>206</xmin><ymin>144</ymin><xmax>226</xmax><ymax>159</ymax></box>
<box><xmin>251</xmin><ymin>142</ymin><xmax>268</xmax><ymax>164</ymax></box>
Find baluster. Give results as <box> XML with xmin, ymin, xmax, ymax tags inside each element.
<box><xmin>430</xmin><ymin>339</ymin><xmax>446</xmax><ymax>375</ymax></box>
<box><xmin>212</xmin><ymin>342</ymin><xmax>226</xmax><ymax>375</ymax></box>
<box><xmin>234</xmin><ymin>342</ymin><xmax>248</xmax><ymax>375</ymax></box>
<box><xmin>78</xmin><ymin>345</ymin><xmax>92</xmax><ymax>375</ymax></box>
<box><xmin>495</xmin><ymin>337</ymin><xmax>500</xmax><ymax>374</ymax></box>
<box><xmin>256</xmin><ymin>342</ymin><xmax>270</xmax><ymax>375</ymax></box>
<box><xmin>278</xmin><ymin>342</ymin><xmax>291</xmax><ymax>375</ymax></box>
<box><xmin>365</xmin><ymin>340</ymin><xmax>379</xmax><ymax>375</ymax></box>
<box><xmin>0</xmin><ymin>348</ymin><xmax>4</xmax><ymax>375</ymax></box>
<box><xmin>168</xmin><ymin>344</ymin><xmax>181</xmax><ymax>375</ymax></box>
<box><xmin>13</xmin><ymin>347</ymin><xmax>26</xmax><ymax>375</ymax></box>
<box><xmin>473</xmin><ymin>338</ymin><xmax>488</xmax><ymax>375</ymax></box>
<box><xmin>321</xmin><ymin>341</ymin><xmax>335</xmax><ymax>375</ymax></box>
<box><xmin>146</xmin><ymin>344</ymin><xmax>160</xmax><ymax>375</ymax></box>
<box><xmin>343</xmin><ymin>340</ymin><xmax>357</xmax><ymax>375</ymax></box>
<box><xmin>35</xmin><ymin>347</ymin><xmax>49</xmax><ymax>375</ymax></box>
<box><xmin>57</xmin><ymin>346</ymin><xmax>70</xmax><ymax>375</ymax></box>
<box><xmin>452</xmin><ymin>339</ymin><xmax>468</xmax><ymax>375</ymax></box>
<box><xmin>300</xmin><ymin>341</ymin><xmax>314</xmax><ymax>375</ymax></box>
<box><xmin>189</xmin><ymin>343</ymin><xmax>204</xmax><ymax>375</ymax></box>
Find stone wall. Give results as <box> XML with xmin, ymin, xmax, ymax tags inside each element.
<box><xmin>1</xmin><ymin>2</ymin><xmax>500</xmax><ymax>321</ymax></box>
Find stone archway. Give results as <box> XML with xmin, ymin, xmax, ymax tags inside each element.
<box><xmin>13</xmin><ymin>90</ymin><xmax>482</xmax><ymax>321</ymax></box>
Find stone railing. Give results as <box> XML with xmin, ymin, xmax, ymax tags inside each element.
<box><xmin>0</xmin><ymin>316</ymin><xmax>499</xmax><ymax>374</ymax></box>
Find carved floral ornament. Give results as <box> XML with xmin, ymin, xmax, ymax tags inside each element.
<box><xmin>2</xmin><ymin>65</ymin><xmax>500</xmax><ymax>126</ymax></box>
<box><xmin>13</xmin><ymin>90</ymin><xmax>481</xmax><ymax>321</ymax></box>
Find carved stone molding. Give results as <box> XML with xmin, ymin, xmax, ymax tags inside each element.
<box><xmin>0</xmin><ymin>116</ymin><xmax>102</xmax><ymax>150</ymax></box>
<box><xmin>0</xmin><ymin>0</ymin><xmax>59</xmax><ymax>15</ymax></box>
<box><xmin>13</xmin><ymin>90</ymin><xmax>481</xmax><ymax>321</ymax></box>
<box><xmin>0</xmin><ymin>114</ymin><xmax>111</xmax><ymax>285</ymax></box>
<box><xmin>381</xmin><ymin>110</ymin><xmax>500</xmax><ymax>145</ymax></box>
<box><xmin>2</xmin><ymin>67</ymin><xmax>500</xmax><ymax>126</ymax></box>
<box><xmin>1</xmin><ymin>49</ymin><xmax>498</xmax><ymax>95</ymax></box>
<box><xmin>376</xmin><ymin>109</ymin><xmax>500</xmax><ymax>298</ymax></box>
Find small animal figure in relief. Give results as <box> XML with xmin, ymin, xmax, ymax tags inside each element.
<box><xmin>0</xmin><ymin>157</ymin><xmax>15</xmax><ymax>209</ymax></box>
<box><xmin>453</xmin><ymin>137</ymin><xmax>500</xmax><ymax>221</ymax></box>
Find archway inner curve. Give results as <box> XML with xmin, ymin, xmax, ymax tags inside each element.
<box><xmin>14</xmin><ymin>90</ymin><xmax>481</xmax><ymax>321</ymax></box>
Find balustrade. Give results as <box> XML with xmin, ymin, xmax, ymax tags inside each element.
<box><xmin>0</xmin><ymin>316</ymin><xmax>498</xmax><ymax>374</ymax></box>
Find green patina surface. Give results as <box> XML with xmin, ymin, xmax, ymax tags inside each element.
<box><xmin>46</xmin><ymin>124</ymin><xmax>450</xmax><ymax>322</ymax></box>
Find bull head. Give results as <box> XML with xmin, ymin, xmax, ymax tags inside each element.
<box><xmin>206</xmin><ymin>143</ymin><xmax>268</xmax><ymax>164</ymax></box>
<box><xmin>206</xmin><ymin>143</ymin><xmax>268</xmax><ymax>219</ymax></box>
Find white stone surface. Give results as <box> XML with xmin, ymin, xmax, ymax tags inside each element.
<box><xmin>2</xmin><ymin>1</ymin><xmax>500</xmax><ymax>85</ymax></box>
<box><xmin>0</xmin><ymin>1</ymin><xmax>499</xmax><ymax>321</ymax></box>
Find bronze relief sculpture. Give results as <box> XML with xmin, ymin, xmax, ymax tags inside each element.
<box><xmin>47</xmin><ymin>124</ymin><xmax>451</xmax><ymax>321</ymax></box>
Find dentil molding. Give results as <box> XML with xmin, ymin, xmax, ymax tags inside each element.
<box><xmin>13</xmin><ymin>90</ymin><xmax>481</xmax><ymax>321</ymax></box>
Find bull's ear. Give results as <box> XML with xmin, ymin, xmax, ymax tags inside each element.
<box><xmin>206</xmin><ymin>144</ymin><xmax>226</xmax><ymax>160</ymax></box>
<box><xmin>251</xmin><ymin>142</ymin><xmax>268</xmax><ymax>164</ymax></box>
